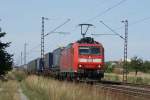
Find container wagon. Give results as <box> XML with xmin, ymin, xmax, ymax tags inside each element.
<box><xmin>27</xmin><ymin>59</ymin><xmax>37</xmax><ymax>74</ymax></box>
<box><xmin>44</xmin><ymin>52</ymin><xmax>53</xmax><ymax>69</ymax></box>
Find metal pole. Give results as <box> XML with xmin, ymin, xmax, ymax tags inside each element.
<box><xmin>41</xmin><ymin>17</ymin><xmax>48</xmax><ymax>69</ymax></box>
<box><xmin>98</xmin><ymin>20</ymin><xmax>128</xmax><ymax>83</ymax></box>
<box><xmin>21</xmin><ymin>52</ymin><xmax>22</xmax><ymax>65</ymax></box>
<box><xmin>122</xmin><ymin>20</ymin><xmax>128</xmax><ymax>83</ymax></box>
<box><xmin>24</xmin><ymin>43</ymin><xmax>27</xmax><ymax>65</ymax></box>
<box><xmin>81</xmin><ymin>25</ymin><xmax>84</xmax><ymax>38</ymax></box>
<box><xmin>41</xmin><ymin>17</ymin><xmax>44</xmax><ymax>69</ymax></box>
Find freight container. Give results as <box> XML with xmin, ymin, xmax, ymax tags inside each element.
<box><xmin>53</xmin><ymin>47</ymin><xmax>64</xmax><ymax>68</ymax></box>
<box><xmin>44</xmin><ymin>52</ymin><xmax>53</xmax><ymax>68</ymax></box>
<box><xmin>27</xmin><ymin>59</ymin><xmax>37</xmax><ymax>73</ymax></box>
<box><xmin>36</xmin><ymin>58</ymin><xmax>42</xmax><ymax>71</ymax></box>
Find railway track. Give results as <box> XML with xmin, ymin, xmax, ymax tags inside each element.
<box><xmin>48</xmin><ymin>74</ymin><xmax>150</xmax><ymax>100</ymax></box>
<box><xmin>124</xmin><ymin>83</ymin><xmax>150</xmax><ymax>89</ymax></box>
<box><xmin>95</xmin><ymin>82</ymin><xmax>150</xmax><ymax>100</ymax></box>
<box><xmin>79</xmin><ymin>79</ymin><xmax>150</xmax><ymax>99</ymax></box>
<box><xmin>100</xmin><ymin>79</ymin><xmax>150</xmax><ymax>89</ymax></box>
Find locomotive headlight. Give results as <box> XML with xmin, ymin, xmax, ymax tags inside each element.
<box><xmin>79</xmin><ymin>58</ymin><xmax>87</xmax><ymax>62</ymax></box>
<box><xmin>79</xmin><ymin>64</ymin><xmax>82</xmax><ymax>68</ymax></box>
<box><xmin>98</xmin><ymin>65</ymin><xmax>101</xmax><ymax>68</ymax></box>
<box><xmin>93</xmin><ymin>59</ymin><xmax>102</xmax><ymax>62</ymax></box>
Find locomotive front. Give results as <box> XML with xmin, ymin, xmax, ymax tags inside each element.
<box><xmin>78</xmin><ymin>45</ymin><xmax>104</xmax><ymax>67</ymax></box>
<box><xmin>74</xmin><ymin>37</ymin><xmax>105</xmax><ymax>80</ymax></box>
<box><xmin>59</xmin><ymin>37</ymin><xmax>104</xmax><ymax>80</ymax></box>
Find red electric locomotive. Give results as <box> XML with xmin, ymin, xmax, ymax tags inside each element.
<box><xmin>59</xmin><ymin>37</ymin><xmax>104</xmax><ymax>80</ymax></box>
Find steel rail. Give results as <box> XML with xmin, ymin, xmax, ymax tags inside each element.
<box><xmin>96</xmin><ymin>83</ymin><xmax>150</xmax><ymax>100</ymax></box>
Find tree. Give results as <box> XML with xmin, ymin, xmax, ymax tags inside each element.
<box><xmin>130</xmin><ymin>56</ymin><xmax>143</xmax><ymax>76</ymax></box>
<box><xmin>143</xmin><ymin>61</ymin><xmax>150</xmax><ymax>73</ymax></box>
<box><xmin>0</xmin><ymin>32</ymin><xmax>13</xmax><ymax>75</ymax></box>
<box><xmin>105</xmin><ymin>62</ymin><xmax>115</xmax><ymax>73</ymax></box>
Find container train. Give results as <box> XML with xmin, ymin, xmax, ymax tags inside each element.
<box><xmin>26</xmin><ymin>37</ymin><xmax>105</xmax><ymax>81</ymax></box>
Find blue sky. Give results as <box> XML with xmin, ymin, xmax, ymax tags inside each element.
<box><xmin>0</xmin><ymin>0</ymin><xmax>150</xmax><ymax>65</ymax></box>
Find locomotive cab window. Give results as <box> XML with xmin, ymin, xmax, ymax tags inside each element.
<box><xmin>79</xmin><ymin>47</ymin><xmax>90</xmax><ymax>55</ymax></box>
<box><xmin>79</xmin><ymin>46</ymin><xmax>100</xmax><ymax>55</ymax></box>
<box><xmin>90</xmin><ymin>47</ymin><xmax>100</xmax><ymax>55</ymax></box>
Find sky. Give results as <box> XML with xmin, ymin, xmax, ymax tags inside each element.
<box><xmin>0</xmin><ymin>0</ymin><xmax>150</xmax><ymax>65</ymax></box>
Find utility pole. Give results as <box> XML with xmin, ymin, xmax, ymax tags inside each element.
<box><xmin>93</xmin><ymin>20</ymin><xmax>129</xmax><ymax>83</ymax></box>
<box><xmin>40</xmin><ymin>17</ymin><xmax>70</xmax><ymax>71</ymax></box>
<box><xmin>122</xmin><ymin>20</ymin><xmax>128</xmax><ymax>83</ymax></box>
<box><xmin>40</xmin><ymin>17</ymin><xmax>69</xmax><ymax>70</ymax></box>
<box><xmin>21</xmin><ymin>52</ymin><xmax>23</xmax><ymax>65</ymax></box>
<box><xmin>79</xmin><ymin>24</ymin><xmax>93</xmax><ymax>38</ymax></box>
<box><xmin>41</xmin><ymin>17</ymin><xmax>48</xmax><ymax>69</ymax></box>
<box><xmin>24</xmin><ymin>43</ymin><xmax>27</xmax><ymax>65</ymax></box>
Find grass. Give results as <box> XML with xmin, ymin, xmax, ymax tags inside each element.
<box><xmin>127</xmin><ymin>76</ymin><xmax>150</xmax><ymax>84</ymax></box>
<box><xmin>0</xmin><ymin>70</ymin><xmax>28</xmax><ymax>100</ymax></box>
<box><xmin>0</xmin><ymin>80</ymin><xmax>2</xmax><ymax>87</ymax></box>
<box><xmin>104</xmin><ymin>72</ymin><xmax>150</xmax><ymax>84</ymax></box>
<box><xmin>21</xmin><ymin>75</ymin><xmax>106</xmax><ymax>100</ymax></box>
<box><xmin>104</xmin><ymin>73</ymin><xmax>120</xmax><ymax>82</ymax></box>
<box><xmin>21</xmin><ymin>75</ymin><xmax>145</xmax><ymax>100</ymax></box>
<box><xmin>3</xmin><ymin>70</ymin><xmax>149</xmax><ymax>100</ymax></box>
<box><xmin>0</xmin><ymin>80</ymin><xmax>20</xmax><ymax>100</ymax></box>
<box><xmin>12</xmin><ymin>70</ymin><xmax>27</xmax><ymax>82</ymax></box>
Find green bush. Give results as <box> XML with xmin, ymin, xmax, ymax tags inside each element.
<box><xmin>105</xmin><ymin>62</ymin><xmax>115</xmax><ymax>73</ymax></box>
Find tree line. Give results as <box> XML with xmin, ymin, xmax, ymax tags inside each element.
<box><xmin>105</xmin><ymin>56</ymin><xmax>150</xmax><ymax>75</ymax></box>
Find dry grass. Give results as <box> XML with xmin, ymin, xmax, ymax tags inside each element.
<box><xmin>104</xmin><ymin>73</ymin><xmax>120</xmax><ymax>82</ymax></box>
<box><xmin>12</xmin><ymin>70</ymin><xmax>27</xmax><ymax>81</ymax></box>
<box><xmin>0</xmin><ymin>80</ymin><xmax>20</xmax><ymax>100</ymax></box>
<box><xmin>104</xmin><ymin>73</ymin><xmax>150</xmax><ymax>84</ymax></box>
<box><xmin>7</xmin><ymin>70</ymin><xmax>149</xmax><ymax>100</ymax></box>
<box><xmin>128</xmin><ymin>72</ymin><xmax>150</xmax><ymax>78</ymax></box>
<box><xmin>22</xmin><ymin>75</ymin><xmax>103</xmax><ymax>100</ymax></box>
<box><xmin>0</xmin><ymin>80</ymin><xmax>2</xmax><ymax>87</ymax></box>
<box><xmin>0</xmin><ymin>70</ymin><xmax>28</xmax><ymax>100</ymax></box>
<box><xmin>21</xmin><ymin>75</ymin><xmax>144</xmax><ymax>100</ymax></box>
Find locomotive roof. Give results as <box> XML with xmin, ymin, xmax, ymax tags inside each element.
<box><xmin>77</xmin><ymin>37</ymin><xmax>100</xmax><ymax>44</ymax></box>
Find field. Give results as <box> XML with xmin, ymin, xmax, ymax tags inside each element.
<box><xmin>104</xmin><ymin>72</ymin><xmax>150</xmax><ymax>84</ymax></box>
<box><xmin>22</xmin><ymin>75</ymin><xmax>103</xmax><ymax>100</ymax></box>
<box><xmin>0</xmin><ymin>71</ymin><xmax>28</xmax><ymax>100</ymax></box>
<box><xmin>21</xmin><ymin>75</ymin><xmax>144</xmax><ymax>100</ymax></box>
<box><xmin>0</xmin><ymin>70</ymin><xmax>150</xmax><ymax>100</ymax></box>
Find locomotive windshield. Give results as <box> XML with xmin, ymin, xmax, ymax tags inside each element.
<box><xmin>79</xmin><ymin>46</ymin><xmax>100</xmax><ymax>55</ymax></box>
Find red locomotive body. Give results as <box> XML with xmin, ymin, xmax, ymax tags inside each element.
<box><xmin>60</xmin><ymin>37</ymin><xmax>104</xmax><ymax>80</ymax></box>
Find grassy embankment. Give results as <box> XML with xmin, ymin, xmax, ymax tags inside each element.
<box><xmin>104</xmin><ymin>72</ymin><xmax>150</xmax><ymax>84</ymax></box>
<box><xmin>1</xmin><ymin>70</ymin><xmax>149</xmax><ymax>100</ymax></box>
<box><xmin>21</xmin><ymin>75</ymin><xmax>144</xmax><ymax>100</ymax></box>
<box><xmin>21</xmin><ymin>75</ymin><xmax>103</xmax><ymax>100</ymax></box>
<box><xmin>0</xmin><ymin>71</ymin><xmax>21</xmax><ymax>100</ymax></box>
